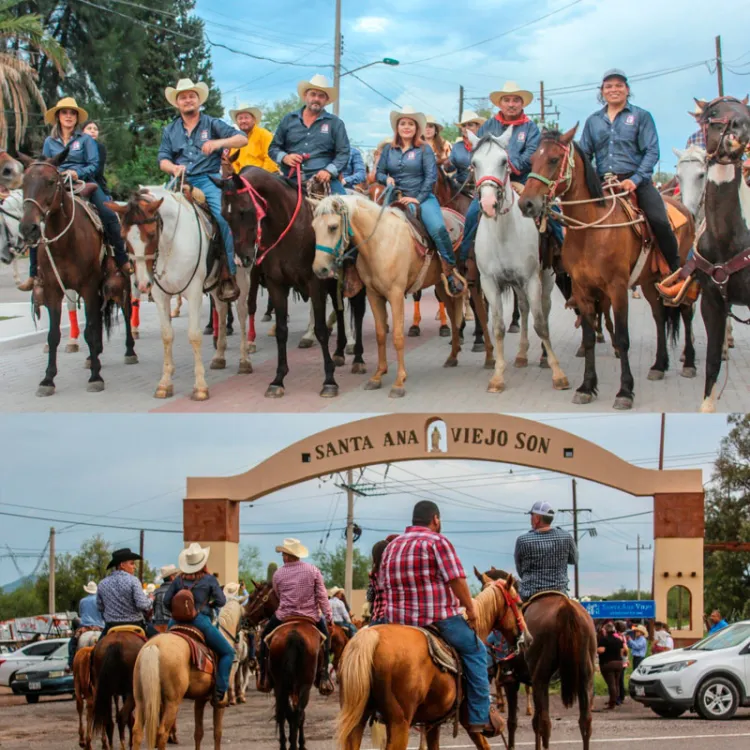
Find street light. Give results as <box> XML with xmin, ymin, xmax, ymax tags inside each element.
<box><xmin>334</xmin><ymin>58</ymin><xmax>400</xmax><ymax>114</ymax></box>
<box><xmin>340</xmin><ymin>58</ymin><xmax>400</xmax><ymax>78</ymax></box>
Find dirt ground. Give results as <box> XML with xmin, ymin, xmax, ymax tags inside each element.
<box><xmin>2</xmin><ymin>686</ymin><xmax>749</xmax><ymax>749</ymax></box>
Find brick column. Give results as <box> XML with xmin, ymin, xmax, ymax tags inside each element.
<box><xmin>182</xmin><ymin>498</ymin><xmax>240</xmax><ymax>585</ymax></box>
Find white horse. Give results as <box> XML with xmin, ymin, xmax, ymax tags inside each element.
<box><xmin>107</xmin><ymin>187</ymin><xmax>251</xmax><ymax>400</ymax></box>
<box><xmin>467</xmin><ymin>128</ymin><xmax>569</xmax><ymax>394</ymax></box>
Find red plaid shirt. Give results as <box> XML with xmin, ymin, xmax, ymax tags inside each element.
<box><xmin>380</xmin><ymin>526</ymin><xmax>465</xmax><ymax>626</ymax></box>
<box><xmin>273</xmin><ymin>560</ymin><xmax>333</xmax><ymax>623</ymax></box>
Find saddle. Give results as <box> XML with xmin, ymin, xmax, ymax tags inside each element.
<box><xmin>107</xmin><ymin>624</ymin><xmax>147</xmax><ymax>641</ymax></box>
<box><xmin>263</xmin><ymin>617</ymin><xmax>326</xmax><ymax>646</ymax></box>
<box><xmin>74</xmin><ymin>625</ymin><xmax>102</xmax><ymax>638</ymax></box>
<box><xmin>169</xmin><ymin>624</ymin><xmax>215</xmax><ymax>676</ymax></box>
<box><xmin>520</xmin><ymin>590</ymin><xmax>569</xmax><ymax>614</ymax></box>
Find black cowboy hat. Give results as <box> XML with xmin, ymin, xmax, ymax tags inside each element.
<box><xmin>106</xmin><ymin>547</ymin><xmax>143</xmax><ymax>569</ymax></box>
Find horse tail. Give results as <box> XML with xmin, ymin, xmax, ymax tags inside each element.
<box><xmin>92</xmin><ymin>641</ymin><xmax>124</xmax><ymax>734</ymax></box>
<box><xmin>336</xmin><ymin>628</ymin><xmax>379</xmax><ymax>747</ymax></box>
<box><xmin>276</xmin><ymin>630</ymin><xmax>306</xmax><ymax>728</ymax></box>
<box><xmin>663</xmin><ymin>302</ymin><xmax>681</xmax><ymax>347</ymax></box>
<box><xmin>102</xmin><ymin>298</ymin><xmax>116</xmax><ymax>340</ymax></box>
<box><xmin>135</xmin><ymin>644</ymin><xmax>161</xmax><ymax>750</ymax></box>
<box><xmin>556</xmin><ymin>600</ymin><xmax>585</xmax><ymax>708</ymax></box>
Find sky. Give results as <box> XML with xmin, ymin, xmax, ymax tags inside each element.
<box><xmin>0</xmin><ymin>413</ymin><xmax>733</xmax><ymax>596</ymax></box>
<box><xmin>192</xmin><ymin>0</ymin><xmax>750</xmax><ymax>164</ymax></box>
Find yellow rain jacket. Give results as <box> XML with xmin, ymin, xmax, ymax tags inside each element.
<box><xmin>230</xmin><ymin>126</ymin><xmax>278</xmax><ymax>174</ymax></box>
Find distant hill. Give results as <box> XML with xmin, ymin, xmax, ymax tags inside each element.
<box><xmin>1</xmin><ymin>575</ymin><xmax>37</xmax><ymax>594</ymax></box>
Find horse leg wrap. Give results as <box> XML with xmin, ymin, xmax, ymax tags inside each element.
<box><xmin>68</xmin><ymin>310</ymin><xmax>80</xmax><ymax>340</ymax></box>
<box><xmin>439</xmin><ymin>302</ymin><xmax>448</xmax><ymax>326</ymax></box>
<box><xmin>248</xmin><ymin>315</ymin><xmax>256</xmax><ymax>343</ymax></box>
<box><xmin>131</xmin><ymin>299</ymin><xmax>140</xmax><ymax>328</ymax></box>
<box><xmin>413</xmin><ymin>300</ymin><xmax>421</xmax><ymax>326</ymax></box>
<box><xmin>212</xmin><ymin>307</ymin><xmax>219</xmax><ymax>338</ymax></box>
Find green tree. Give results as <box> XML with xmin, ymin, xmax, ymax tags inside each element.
<box><xmin>0</xmin><ymin>581</ymin><xmax>44</xmax><ymax>620</ymax></box>
<box><xmin>441</xmin><ymin>123</ymin><xmax>460</xmax><ymax>144</ymax></box>
<box><xmin>312</xmin><ymin>543</ymin><xmax>370</xmax><ymax>589</ymax></box>
<box><xmin>237</xmin><ymin>544</ymin><xmax>264</xmax><ymax>588</ymax></box>
<box><xmin>260</xmin><ymin>94</ymin><xmax>301</xmax><ymax>132</ymax></box>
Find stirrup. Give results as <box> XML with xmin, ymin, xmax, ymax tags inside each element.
<box><xmin>217</xmin><ymin>277</ymin><xmax>240</xmax><ymax>303</ymax></box>
<box><xmin>656</xmin><ymin>270</ymin><xmax>694</xmax><ymax>307</ymax></box>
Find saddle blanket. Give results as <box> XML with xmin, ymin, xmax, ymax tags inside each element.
<box><xmin>666</xmin><ymin>201</ymin><xmax>689</xmax><ymax>232</ymax></box>
<box><xmin>403</xmin><ymin>625</ymin><xmax>459</xmax><ymax>675</ymax></box>
<box><xmin>393</xmin><ymin>205</ymin><xmax>465</xmax><ymax>258</ymax></box>
<box><xmin>169</xmin><ymin>624</ymin><xmax>215</xmax><ymax>675</ymax></box>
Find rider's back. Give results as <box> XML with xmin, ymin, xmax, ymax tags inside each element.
<box><xmin>514</xmin><ymin>527</ymin><xmax>577</xmax><ymax>600</ymax></box>
<box><xmin>274</xmin><ymin>560</ymin><xmax>326</xmax><ymax>621</ymax></box>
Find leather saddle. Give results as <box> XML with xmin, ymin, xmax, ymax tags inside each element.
<box><xmin>520</xmin><ymin>590</ymin><xmax>569</xmax><ymax>614</ymax></box>
<box><xmin>390</xmin><ymin>201</ymin><xmax>465</xmax><ymax>259</ymax></box>
<box><xmin>169</xmin><ymin>624</ymin><xmax>215</xmax><ymax>676</ymax></box>
<box><xmin>107</xmin><ymin>624</ymin><xmax>147</xmax><ymax>641</ymax></box>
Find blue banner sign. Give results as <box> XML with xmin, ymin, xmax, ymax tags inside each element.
<box><xmin>581</xmin><ymin>600</ymin><xmax>656</xmax><ymax>619</ymax></box>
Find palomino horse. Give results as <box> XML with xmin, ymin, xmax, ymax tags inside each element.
<box><xmin>107</xmin><ymin>188</ymin><xmax>251</xmax><ymax>400</ymax></box>
<box><xmin>19</xmin><ymin>152</ymin><xmax>137</xmax><ymax>396</ymax></box>
<box><xmin>518</xmin><ymin>127</ymin><xmax>696</xmax><ymax>409</ymax></box>
<box><xmin>0</xmin><ymin>149</ymin><xmax>23</xmax><ymax>189</ymax></box>
<box><xmin>131</xmin><ymin>599</ymin><xmax>242</xmax><ymax>750</ymax></box>
<box><xmin>468</xmin><ymin>129</ymin><xmax>569</xmax><ymax>395</ymax></box>
<box><xmin>229</xmin><ymin>629</ymin><xmax>254</xmax><ymax>706</ymax></box>
<box><xmin>337</xmin><ymin>575</ymin><xmax>523</xmax><ymax>750</ymax></box>
<box><xmin>313</xmin><ymin>195</ymin><xmax>474</xmax><ymax>398</ymax></box>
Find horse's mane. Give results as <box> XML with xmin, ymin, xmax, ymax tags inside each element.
<box><xmin>680</xmin><ymin>145</ymin><xmax>707</xmax><ymax>163</ymax></box>
<box><xmin>473</xmin><ymin>583</ymin><xmax>504</xmax><ymax>636</ymax></box>
<box><xmin>541</xmin><ymin>128</ymin><xmax>604</xmax><ymax>204</ymax></box>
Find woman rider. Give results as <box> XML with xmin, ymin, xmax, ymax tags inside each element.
<box><xmin>424</xmin><ymin>115</ymin><xmax>452</xmax><ymax>163</ymax></box>
<box><xmin>18</xmin><ymin>97</ymin><xmax>131</xmax><ymax>291</ymax></box>
<box><xmin>376</xmin><ymin>106</ymin><xmax>464</xmax><ymax>296</ymax></box>
<box><xmin>164</xmin><ymin>543</ymin><xmax>235</xmax><ymax>706</ymax></box>
<box><xmin>450</xmin><ymin>111</ymin><xmax>487</xmax><ymax>190</ymax></box>
<box><xmin>82</xmin><ymin>120</ymin><xmax>108</xmax><ymax>193</ymax></box>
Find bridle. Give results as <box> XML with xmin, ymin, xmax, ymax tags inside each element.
<box><xmin>526</xmin><ymin>141</ymin><xmax>575</xmax><ymax>200</ymax></box>
<box><xmin>475</xmin><ymin>170</ymin><xmax>514</xmax><ymax>217</ymax></box>
<box><xmin>243</xmin><ymin>584</ymin><xmax>275</xmax><ymax>627</ymax></box>
<box><xmin>22</xmin><ymin>163</ymin><xmax>77</xmax><ymax>246</ymax></box>
<box><xmin>700</xmin><ymin>96</ymin><xmax>750</xmax><ymax>164</ymax></box>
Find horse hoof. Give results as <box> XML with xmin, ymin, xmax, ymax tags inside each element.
<box><xmin>261</xmin><ymin>313</ymin><xmax>272</xmax><ymax>322</ymax></box>
<box><xmin>439</xmin><ymin>325</ymin><xmax>450</xmax><ymax>337</ymax></box>
<box><xmin>351</xmin><ymin>362</ymin><xmax>367</xmax><ymax>375</ymax></box>
<box><xmin>87</xmin><ymin>380</ymin><xmax>105</xmax><ymax>393</ymax></box>
<box><xmin>389</xmin><ymin>387</ymin><xmax>406</xmax><ymax>398</ymax></box>
<box><xmin>539</xmin><ymin>357</ymin><xmax>550</xmax><ymax>369</ymax></box>
<box><xmin>320</xmin><ymin>384</ymin><xmax>339</xmax><ymax>398</ymax></box>
<box><xmin>514</xmin><ymin>357</ymin><xmax>528</xmax><ymax>368</ymax></box>
<box><xmin>154</xmin><ymin>385</ymin><xmax>174</xmax><ymax>399</ymax></box>
<box><xmin>508</xmin><ymin>323</ymin><xmax>520</xmax><ymax>334</ymax></box>
<box><xmin>647</xmin><ymin>369</ymin><xmax>665</xmax><ymax>381</ymax></box>
<box><xmin>364</xmin><ymin>379</ymin><xmax>382</xmax><ymax>391</ymax></box>
<box><xmin>36</xmin><ymin>385</ymin><xmax>55</xmax><ymax>397</ymax></box>
<box><xmin>728</xmin><ymin>338</ymin><xmax>735</xmax><ymax>349</ymax></box>
<box><xmin>248</xmin><ymin>342</ymin><xmax>257</xmax><ymax>354</ymax></box>
<box><xmin>575</xmin><ymin>346</ymin><xmax>585</xmax><ymax>357</ymax></box>
<box><xmin>265</xmin><ymin>385</ymin><xmax>285</xmax><ymax>398</ymax></box>
<box><xmin>573</xmin><ymin>391</ymin><xmax>595</xmax><ymax>405</ymax></box>
<box><xmin>43</xmin><ymin>343</ymin><xmax>49</xmax><ymax>353</ymax></box>
<box><xmin>613</xmin><ymin>396</ymin><xmax>633</xmax><ymax>410</ymax></box>
<box><xmin>238</xmin><ymin>361</ymin><xmax>253</xmax><ymax>374</ymax></box>
<box><xmin>721</xmin><ymin>352</ymin><xmax>728</xmax><ymax>362</ymax></box>
<box><xmin>471</xmin><ymin>343</ymin><xmax>485</xmax><ymax>353</ymax></box>
<box><xmin>680</xmin><ymin>353</ymin><xmax>686</xmax><ymax>363</ymax></box>
<box><xmin>124</xmin><ymin>354</ymin><xmax>138</xmax><ymax>365</ymax></box>
<box><xmin>65</xmin><ymin>343</ymin><xmax>79</xmax><ymax>353</ymax></box>
<box><xmin>298</xmin><ymin>338</ymin><xmax>314</xmax><ymax>349</ymax></box>
<box><xmin>681</xmin><ymin>366</ymin><xmax>697</xmax><ymax>379</ymax></box>
<box><xmin>191</xmin><ymin>388</ymin><xmax>210</xmax><ymax>402</ymax></box>
<box><xmin>408</xmin><ymin>325</ymin><xmax>420</xmax><ymax>337</ymax></box>
<box><xmin>596</xmin><ymin>333</ymin><xmax>605</xmax><ymax>343</ymax></box>
<box><xmin>345</xmin><ymin>344</ymin><xmax>355</xmax><ymax>355</ymax></box>
<box><xmin>210</xmin><ymin>358</ymin><xmax>226</xmax><ymax>370</ymax></box>
<box><xmin>487</xmin><ymin>381</ymin><xmax>505</xmax><ymax>394</ymax></box>
<box><xmin>333</xmin><ymin>355</ymin><xmax>346</xmax><ymax>367</ymax></box>
<box><xmin>484</xmin><ymin>359</ymin><xmax>495</xmax><ymax>370</ymax></box>
<box><xmin>553</xmin><ymin>377</ymin><xmax>571</xmax><ymax>390</ymax></box>
<box><xmin>443</xmin><ymin>357</ymin><xmax>458</xmax><ymax>368</ymax></box>
<box><xmin>132</xmin><ymin>330</ymin><xmax>140</xmax><ymax>339</ymax></box>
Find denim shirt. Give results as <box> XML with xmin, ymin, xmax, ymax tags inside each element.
<box><xmin>157</xmin><ymin>114</ymin><xmax>242</xmax><ymax>177</ymax></box>
<box><xmin>269</xmin><ymin>108</ymin><xmax>350</xmax><ymax>180</ymax></box>
<box><xmin>477</xmin><ymin>117</ymin><xmax>541</xmax><ymax>182</ymax></box>
<box><xmin>579</xmin><ymin>104</ymin><xmax>659</xmax><ymax>187</ymax></box>
<box><xmin>376</xmin><ymin>143</ymin><xmax>437</xmax><ymax>203</ymax></box>
<box><xmin>79</xmin><ymin>594</ymin><xmax>105</xmax><ymax>628</ymax></box>
<box><xmin>42</xmin><ymin>131</ymin><xmax>99</xmax><ymax>182</ymax></box>
<box><xmin>341</xmin><ymin>147</ymin><xmax>367</xmax><ymax>186</ymax></box>
<box><xmin>450</xmin><ymin>140</ymin><xmax>473</xmax><ymax>185</ymax></box>
<box><xmin>164</xmin><ymin>573</ymin><xmax>226</xmax><ymax>618</ymax></box>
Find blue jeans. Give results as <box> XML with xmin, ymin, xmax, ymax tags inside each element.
<box><xmin>337</xmin><ymin>621</ymin><xmax>358</xmax><ymax>638</ymax></box>
<box><xmin>433</xmin><ymin>615</ymin><xmax>490</xmax><ymax>726</ymax></box>
<box><xmin>90</xmin><ymin>186</ymin><xmax>129</xmax><ymax>266</ymax></box>
<box><xmin>417</xmin><ymin>194</ymin><xmax>456</xmax><ymax>267</ymax></box>
<box><xmin>459</xmin><ymin>197</ymin><xmax>480</xmax><ymax>263</ymax></box>
<box><xmin>188</xmin><ymin>173</ymin><xmax>236</xmax><ymax>274</ymax></box>
<box><xmin>329</xmin><ymin>180</ymin><xmax>347</xmax><ymax>196</ymax></box>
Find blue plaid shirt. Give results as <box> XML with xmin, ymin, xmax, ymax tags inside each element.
<box><xmin>686</xmin><ymin>129</ymin><xmax>706</xmax><ymax>149</ymax></box>
<box><xmin>96</xmin><ymin>569</ymin><xmax>152</xmax><ymax>624</ymax></box>
<box><xmin>514</xmin><ymin>527</ymin><xmax>578</xmax><ymax>601</ymax></box>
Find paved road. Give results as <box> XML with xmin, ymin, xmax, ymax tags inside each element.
<box><xmin>2</xmin><ymin>263</ymin><xmax>749</xmax><ymax>413</ymax></box>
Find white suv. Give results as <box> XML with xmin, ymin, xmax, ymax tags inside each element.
<box><xmin>629</xmin><ymin>621</ymin><xmax>750</xmax><ymax>720</ymax></box>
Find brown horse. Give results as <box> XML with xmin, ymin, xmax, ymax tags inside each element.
<box><xmin>18</xmin><ymin>151</ymin><xmax>137</xmax><ymax>397</ymax></box>
<box><xmin>337</xmin><ymin>575</ymin><xmax>523</xmax><ymax>750</ymax></box>
<box><xmin>518</xmin><ymin>126</ymin><xmax>696</xmax><ymax>409</ymax></box>
<box><xmin>330</xmin><ymin>622</ymin><xmax>350</xmax><ymax>679</ymax></box>
<box><xmin>74</xmin><ymin>646</ymin><xmax>98</xmax><ymax>750</ymax></box>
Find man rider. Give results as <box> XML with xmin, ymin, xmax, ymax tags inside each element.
<box><xmin>158</xmin><ymin>78</ymin><xmax>248</xmax><ymax>303</ymax></box>
<box><xmin>227</xmin><ymin>104</ymin><xmax>278</xmax><ymax>173</ymax></box>
<box><xmin>152</xmin><ymin>564</ymin><xmax>178</xmax><ymax>629</ymax></box>
<box><xmin>328</xmin><ymin>587</ymin><xmax>358</xmax><ymax>638</ymax></box>
<box><xmin>513</xmin><ymin>501</ymin><xmax>578</xmax><ymax>602</ymax></box>
<box><xmin>258</xmin><ymin>538</ymin><xmax>334</xmax><ymax>695</ymax></box>
<box><xmin>685</xmin><ymin>102</ymin><xmax>706</xmax><ymax>149</ymax></box>
<box><xmin>68</xmin><ymin>580</ymin><xmax>104</xmax><ymax>668</ymax></box>
<box><xmin>380</xmin><ymin>501</ymin><xmax>504</xmax><ymax>738</ymax></box>
<box><xmin>340</xmin><ymin>146</ymin><xmax>367</xmax><ymax>191</ymax></box>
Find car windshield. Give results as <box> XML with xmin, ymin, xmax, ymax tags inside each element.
<box><xmin>686</xmin><ymin>623</ymin><xmax>750</xmax><ymax>651</ymax></box>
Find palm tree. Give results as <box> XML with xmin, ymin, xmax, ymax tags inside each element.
<box><xmin>0</xmin><ymin>0</ymin><xmax>67</xmax><ymax>149</ymax></box>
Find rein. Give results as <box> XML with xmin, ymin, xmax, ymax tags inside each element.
<box><xmin>699</xmin><ymin>96</ymin><xmax>748</xmax><ymax>164</ymax></box>
<box><xmin>476</xmin><ymin>172</ymin><xmax>514</xmax><ymax>216</ymax></box>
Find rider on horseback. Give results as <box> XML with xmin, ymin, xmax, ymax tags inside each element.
<box><xmin>450</xmin><ymin>111</ymin><xmax>487</xmax><ymax>192</ymax></box>
<box><xmin>328</xmin><ymin>587</ymin><xmax>358</xmax><ymax>638</ymax></box>
<box><xmin>513</xmin><ymin>501</ymin><xmax>578</xmax><ymax>602</ymax></box>
<box><xmin>380</xmin><ymin>501</ymin><xmax>504</xmax><ymax>738</ymax></box>
<box><xmin>158</xmin><ymin>78</ymin><xmax>248</xmax><ymax>303</ymax></box>
<box><xmin>68</xmin><ymin>580</ymin><xmax>104</xmax><ymax>668</ymax></box>
<box><xmin>18</xmin><ymin>97</ymin><xmax>133</xmax><ymax>292</ymax></box>
<box><xmin>152</xmin><ymin>564</ymin><xmax>178</xmax><ymax>629</ymax></box>
<box><xmin>257</xmin><ymin>537</ymin><xmax>334</xmax><ymax>695</ymax></box>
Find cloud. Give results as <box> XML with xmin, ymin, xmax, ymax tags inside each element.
<box><xmin>353</xmin><ymin>16</ymin><xmax>390</xmax><ymax>33</ymax></box>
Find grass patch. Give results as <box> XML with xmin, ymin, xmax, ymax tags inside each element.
<box><xmin>545</xmin><ymin>665</ymin><xmax>636</xmax><ymax>697</ymax></box>
<box><xmin>0</xmin><ymin>315</ymin><xmax>19</xmax><ymax>322</ymax></box>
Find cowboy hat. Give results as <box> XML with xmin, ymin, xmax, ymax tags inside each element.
<box><xmin>44</xmin><ymin>97</ymin><xmax>88</xmax><ymax>126</ymax></box>
<box><xmin>223</xmin><ymin>582</ymin><xmax>241</xmax><ymax>598</ymax></box>
<box><xmin>390</xmin><ymin>105</ymin><xmax>427</xmax><ymax>134</ymax></box>
<box><xmin>159</xmin><ymin>564</ymin><xmax>178</xmax><ymax>580</ymax></box>
<box><xmin>106</xmin><ymin>547</ymin><xmax>142</xmax><ymax>570</ymax></box>
<box><xmin>145</xmin><ymin>583</ymin><xmax>156</xmax><ymax>595</ymax></box>
<box><xmin>178</xmin><ymin>542</ymin><xmax>211</xmax><ymax>574</ymax></box>
<box><xmin>425</xmin><ymin>114</ymin><xmax>444</xmax><ymax>131</ymax></box>
<box><xmin>328</xmin><ymin>586</ymin><xmax>344</xmax><ymax>598</ymax></box>
<box><xmin>455</xmin><ymin>110</ymin><xmax>487</xmax><ymax>128</ymax></box>
<box><xmin>82</xmin><ymin>581</ymin><xmax>98</xmax><ymax>595</ymax></box>
<box><xmin>229</xmin><ymin>104</ymin><xmax>262</xmax><ymax>124</ymax></box>
<box><xmin>634</xmin><ymin>624</ymin><xmax>649</xmax><ymax>637</ymax></box>
<box><xmin>275</xmin><ymin>537</ymin><xmax>309</xmax><ymax>559</ymax></box>
<box><xmin>297</xmin><ymin>74</ymin><xmax>336</xmax><ymax>104</ymax></box>
<box><xmin>165</xmin><ymin>78</ymin><xmax>209</xmax><ymax>108</ymax></box>
<box><xmin>688</xmin><ymin>102</ymin><xmax>704</xmax><ymax>118</ymax></box>
<box><xmin>489</xmin><ymin>81</ymin><xmax>533</xmax><ymax>109</ymax></box>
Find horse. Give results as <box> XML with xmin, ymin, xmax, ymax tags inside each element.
<box><xmin>228</xmin><ymin>629</ymin><xmax>253</xmax><ymax>706</ymax></box>
<box><xmin>468</xmin><ymin>129</ymin><xmax>569</xmax><ymax>395</ymax></box>
<box><xmin>18</xmin><ymin>151</ymin><xmax>137</xmax><ymax>397</ymax></box>
<box><xmin>330</xmin><ymin>622</ymin><xmax>350</xmax><ymax>679</ymax></box>
<box><xmin>74</xmin><ymin>646</ymin><xmax>98</xmax><ymax>750</ymax></box>
<box><xmin>212</xmin><ymin>167</ymin><xmax>367</xmax><ymax>398</ymax></box>
<box><xmin>131</xmin><ymin>599</ymin><xmax>242</xmax><ymax>750</ymax></box>
<box><xmin>518</xmin><ymin>126</ymin><xmax>696</xmax><ymax>409</ymax></box>
<box><xmin>0</xmin><ymin>149</ymin><xmax>23</xmax><ymax>190</ymax></box>
<box><xmin>106</xmin><ymin>187</ymin><xmax>251</xmax><ymax>400</ymax></box>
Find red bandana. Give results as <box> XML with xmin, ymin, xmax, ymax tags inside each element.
<box><xmin>494</xmin><ymin>112</ymin><xmax>530</xmax><ymax>127</ymax></box>
<box><xmin>462</xmin><ymin>136</ymin><xmax>473</xmax><ymax>151</ymax></box>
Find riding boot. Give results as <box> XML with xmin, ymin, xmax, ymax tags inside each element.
<box><xmin>317</xmin><ymin>638</ymin><xmax>334</xmax><ymax>696</ymax></box>
<box><xmin>257</xmin><ymin>643</ymin><xmax>272</xmax><ymax>693</ymax></box>
<box><xmin>439</xmin><ymin>258</ymin><xmax>466</xmax><ymax>297</ymax></box>
<box><xmin>17</xmin><ymin>246</ymin><xmax>38</xmax><ymax>291</ymax></box>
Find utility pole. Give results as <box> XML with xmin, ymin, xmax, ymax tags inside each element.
<box><xmin>138</xmin><ymin>530</ymin><xmax>145</xmax><ymax>582</ymax></box>
<box><xmin>344</xmin><ymin>468</ymin><xmax>354</xmax><ymax>602</ymax></box>
<box><xmin>558</xmin><ymin>480</ymin><xmax>591</xmax><ymax>599</ymax></box>
<box><xmin>48</xmin><ymin>527</ymin><xmax>55</xmax><ymax>614</ymax></box>
<box><xmin>715</xmin><ymin>35</ymin><xmax>724</xmax><ymax>97</ymax></box>
<box><xmin>626</xmin><ymin>535</ymin><xmax>652</xmax><ymax>599</ymax></box>
<box><xmin>459</xmin><ymin>85</ymin><xmax>465</xmax><ymax>123</ymax></box>
<box><xmin>540</xmin><ymin>81</ymin><xmax>545</xmax><ymax>126</ymax></box>
<box><xmin>658</xmin><ymin>412</ymin><xmax>666</xmax><ymax>470</ymax></box>
<box><xmin>333</xmin><ymin>0</ymin><xmax>342</xmax><ymax>116</ymax></box>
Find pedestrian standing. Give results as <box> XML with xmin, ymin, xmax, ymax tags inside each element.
<box><xmin>614</xmin><ymin>620</ymin><xmax>628</xmax><ymax>704</ymax></box>
<box><xmin>626</xmin><ymin>624</ymin><xmax>649</xmax><ymax>672</ymax></box>
<box><xmin>597</xmin><ymin>622</ymin><xmax>626</xmax><ymax>710</ymax></box>
<box><xmin>652</xmin><ymin>621</ymin><xmax>674</xmax><ymax>654</ymax></box>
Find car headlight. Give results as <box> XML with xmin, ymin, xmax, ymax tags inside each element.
<box><xmin>48</xmin><ymin>670</ymin><xmax>65</xmax><ymax>678</ymax></box>
<box><xmin>15</xmin><ymin>673</ymin><xmax>27</xmax><ymax>681</ymax></box>
<box><xmin>661</xmin><ymin>660</ymin><xmax>697</xmax><ymax>672</ymax></box>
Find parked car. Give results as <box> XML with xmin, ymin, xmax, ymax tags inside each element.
<box><xmin>629</xmin><ymin>620</ymin><xmax>750</xmax><ymax>720</ymax></box>
<box><xmin>10</xmin><ymin>643</ymin><xmax>73</xmax><ymax>704</ymax></box>
<box><xmin>0</xmin><ymin>638</ymin><xmax>69</xmax><ymax>687</ymax></box>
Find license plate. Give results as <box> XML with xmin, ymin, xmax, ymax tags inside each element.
<box><xmin>28</xmin><ymin>682</ymin><xmax>42</xmax><ymax>691</ymax></box>
<box><xmin>634</xmin><ymin>685</ymin><xmax>645</xmax><ymax>697</ymax></box>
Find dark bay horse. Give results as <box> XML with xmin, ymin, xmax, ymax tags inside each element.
<box><xmin>212</xmin><ymin>167</ymin><xmax>366</xmax><ymax>398</ymax></box>
<box><xmin>518</xmin><ymin>126</ymin><xmax>695</xmax><ymax>409</ymax></box>
<box><xmin>18</xmin><ymin>150</ymin><xmax>136</xmax><ymax>397</ymax></box>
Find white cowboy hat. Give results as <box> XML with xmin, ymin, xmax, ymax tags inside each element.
<box><xmin>275</xmin><ymin>537</ymin><xmax>309</xmax><ymax>559</ymax></box>
<box><xmin>634</xmin><ymin>624</ymin><xmax>649</xmax><ymax>637</ymax></box>
<box><xmin>159</xmin><ymin>564</ymin><xmax>178</xmax><ymax>580</ymax></box>
<box><xmin>455</xmin><ymin>110</ymin><xmax>487</xmax><ymax>128</ymax></box>
<box><xmin>297</xmin><ymin>74</ymin><xmax>336</xmax><ymax>104</ymax></box>
<box><xmin>390</xmin><ymin>105</ymin><xmax>427</xmax><ymax>135</ymax></box>
<box><xmin>328</xmin><ymin>586</ymin><xmax>344</xmax><ymax>598</ymax></box>
<box><xmin>178</xmin><ymin>542</ymin><xmax>211</xmax><ymax>574</ymax></box>
<box><xmin>425</xmin><ymin>114</ymin><xmax>444</xmax><ymax>131</ymax></box>
<box><xmin>223</xmin><ymin>582</ymin><xmax>241</xmax><ymax>598</ymax></box>
<box><xmin>45</xmin><ymin>97</ymin><xmax>88</xmax><ymax>126</ymax></box>
<box><xmin>145</xmin><ymin>583</ymin><xmax>156</xmax><ymax>595</ymax></box>
<box><xmin>82</xmin><ymin>581</ymin><xmax>98</xmax><ymax>595</ymax></box>
<box><xmin>489</xmin><ymin>81</ymin><xmax>534</xmax><ymax>109</ymax></box>
<box><xmin>165</xmin><ymin>78</ymin><xmax>209</xmax><ymax>108</ymax></box>
<box><xmin>229</xmin><ymin>104</ymin><xmax>262</xmax><ymax>125</ymax></box>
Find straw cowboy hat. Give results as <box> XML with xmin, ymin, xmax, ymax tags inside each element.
<box><xmin>489</xmin><ymin>81</ymin><xmax>534</xmax><ymax>109</ymax></box>
<box><xmin>229</xmin><ymin>104</ymin><xmax>262</xmax><ymax>124</ymax></box>
<box><xmin>223</xmin><ymin>582</ymin><xmax>241</xmax><ymax>598</ymax></box>
<box><xmin>82</xmin><ymin>581</ymin><xmax>98</xmax><ymax>595</ymax></box>
<box><xmin>328</xmin><ymin>586</ymin><xmax>344</xmax><ymax>598</ymax></box>
<box><xmin>165</xmin><ymin>78</ymin><xmax>209</xmax><ymax>108</ymax></box>
<box><xmin>44</xmin><ymin>97</ymin><xmax>88</xmax><ymax>126</ymax></box>
<box><xmin>106</xmin><ymin>547</ymin><xmax>142</xmax><ymax>570</ymax></box>
<box><xmin>178</xmin><ymin>542</ymin><xmax>211</xmax><ymax>574</ymax></box>
<box><xmin>145</xmin><ymin>583</ymin><xmax>156</xmax><ymax>595</ymax></box>
<box><xmin>455</xmin><ymin>110</ymin><xmax>487</xmax><ymax>128</ymax></box>
<box><xmin>297</xmin><ymin>74</ymin><xmax>336</xmax><ymax>103</ymax></box>
<box><xmin>425</xmin><ymin>114</ymin><xmax>444</xmax><ymax>131</ymax></box>
<box><xmin>275</xmin><ymin>537</ymin><xmax>309</xmax><ymax>559</ymax></box>
<box><xmin>634</xmin><ymin>624</ymin><xmax>649</xmax><ymax>637</ymax></box>
<box><xmin>390</xmin><ymin>105</ymin><xmax>427</xmax><ymax>134</ymax></box>
<box><xmin>159</xmin><ymin>564</ymin><xmax>178</xmax><ymax>580</ymax></box>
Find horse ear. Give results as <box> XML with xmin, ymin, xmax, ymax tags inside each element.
<box><xmin>473</xmin><ymin>566</ymin><xmax>484</xmax><ymax>584</ymax></box>
<box><xmin>231</xmin><ymin>173</ymin><xmax>244</xmax><ymax>189</ymax></box>
<box><xmin>694</xmin><ymin>98</ymin><xmax>708</xmax><ymax>111</ymax></box>
<box><xmin>16</xmin><ymin>152</ymin><xmax>34</xmax><ymax>168</ymax></box>
<box><xmin>228</xmin><ymin>150</ymin><xmax>240</xmax><ymax>164</ymax></box>
<box><xmin>466</xmin><ymin>130</ymin><xmax>480</xmax><ymax>148</ymax></box>
<box><xmin>742</xmin><ymin>95</ymin><xmax>749</xmax><ymax>106</ymax></box>
<box><xmin>145</xmin><ymin>198</ymin><xmax>164</xmax><ymax>213</ymax></box>
<box><xmin>505</xmin><ymin>572</ymin><xmax>516</xmax><ymax>592</ymax></box>
<box><xmin>495</xmin><ymin>126</ymin><xmax>513</xmax><ymax>151</ymax></box>
<box><xmin>47</xmin><ymin>146</ymin><xmax>70</xmax><ymax>168</ymax></box>
<box><xmin>560</xmin><ymin>124</ymin><xmax>578</xmax><ymax>144</ymax></box>
<box><xmin>104</xmin><ymin>201</ymin><xmax>127</xmax><ymax>214</ymax></box>
<box><xmin>672</xmin><ymin>147</ymin><xmax>684</xmax><ymax>159</ymax></box>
